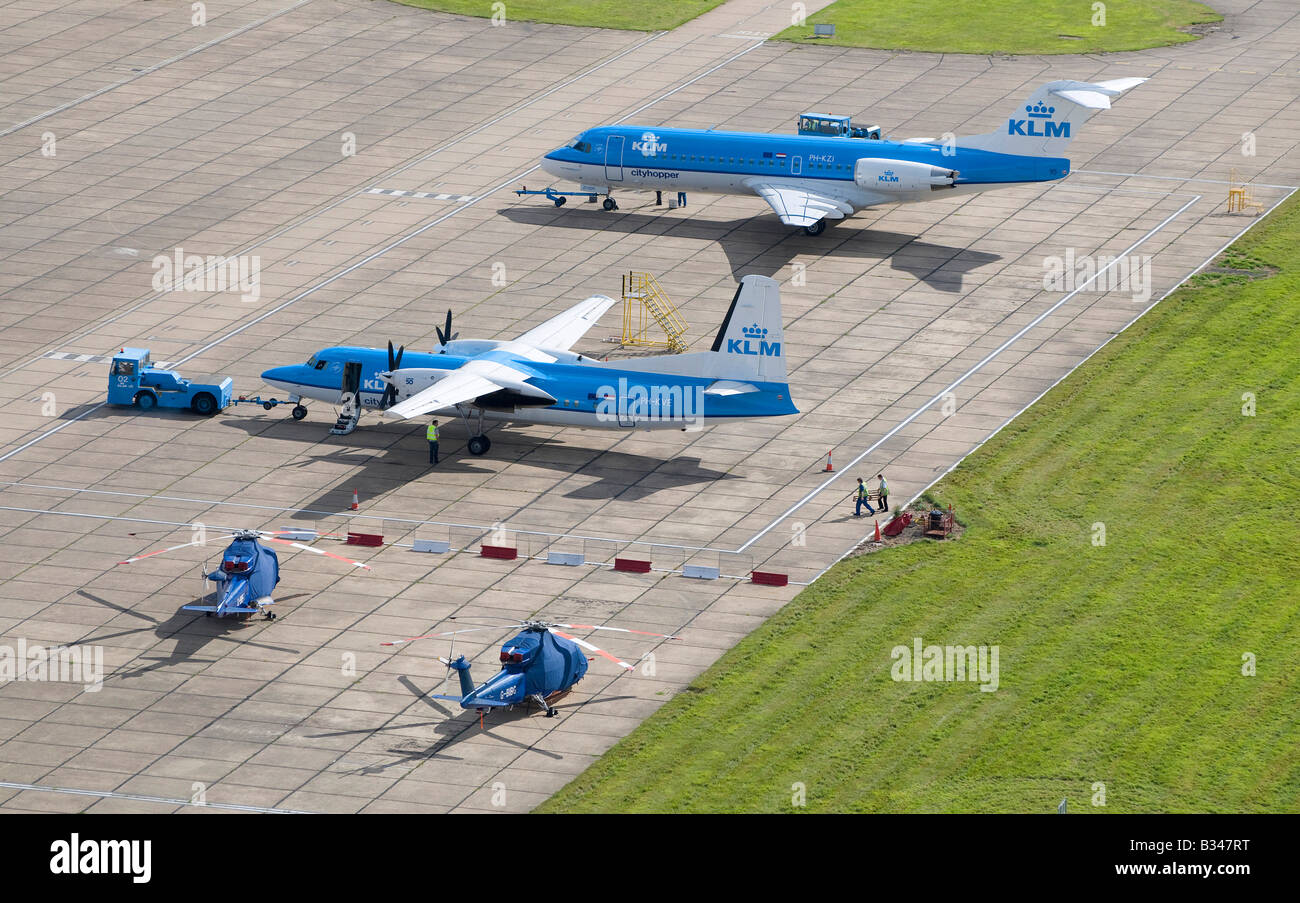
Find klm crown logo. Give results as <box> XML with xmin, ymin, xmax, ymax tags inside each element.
<box><xmin>1009</xmin><ymin>100</ymin><xmax>1070</xmax><ymax>139</ymax></box>
<box><xmin>728</xmin><ymin>323</ymin><xmax>780</xmax><ymax>357</ymax></box>
<box><xmin>632</xmin><ymin>131</ymin><xmax>667</xmax><ymax>156</ymax></box>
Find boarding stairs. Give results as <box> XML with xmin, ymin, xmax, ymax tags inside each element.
<box><xmin>330</xmin><ymin>393</ymin><xmax>361</xmax><ymax>436</ymax></box>
<box><xmin>621</xmin><ymin>272</ymin><xmax>690</xmax><ymax>354</ymax></box>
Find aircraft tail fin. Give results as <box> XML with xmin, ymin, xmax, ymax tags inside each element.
<box><xmin>958</xmin><ymin>78</ymin><xmax>1146</xmax><ymax>157</ymax></box>
<box><xmin>629</xmin><ymin>275</ymin><xmax>787</xmax><ymax>383</ymax></box>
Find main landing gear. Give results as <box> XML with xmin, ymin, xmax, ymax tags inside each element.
<box><xmin>291</xmin><ymin>404</ymin><xmax>308</xmax><ymax>420</ymax></box>
<box><xmin>602</xmin><ymin>196</ymin><xmax>619</xmax><ymax>211</ymax></box>
<box><xmin>532</xmin><ymin>693</ymin><xmax>558</xmax><ymax>717</ymax></box>
<box><xmin>803</xmin><ymin>220</ymin><xmax>826</xmax><ymax>236</ymax></box>
<box><xmin>455</xmin><ymin>404</ymin><xmax>492</xmax><ymax>456</ymax></box>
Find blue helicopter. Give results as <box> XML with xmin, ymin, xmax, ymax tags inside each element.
<box><xmin>382</xmin><ymin>620</ymin><xmax>680</xmax><ymax>719</ymax></box>
<box><xmin>119</xmin><ymin>528</ymin><xmax>370</xmax><ymax>620</ymax></box>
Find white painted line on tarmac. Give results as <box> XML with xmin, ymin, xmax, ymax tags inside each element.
<box><xmin>734</xmin><ymin>192</ymin><xmax>1204</xmax><ymax>553</ymax></box>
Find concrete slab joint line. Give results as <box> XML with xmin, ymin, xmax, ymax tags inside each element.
<box><xmin>0</xmin><ymin>0</ymin><xmax>318</xmax><ymax>139</ymax></box>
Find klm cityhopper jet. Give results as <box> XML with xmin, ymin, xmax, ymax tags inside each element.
<box><xmin>261</xmin><ymin>275</ymin><xmax>796</xmax><ymax>455</ymax></box>
<box><xmin>539</xmin><ymin>78</ymin><xmax>1145</xmax><ymax>235</ymax></box>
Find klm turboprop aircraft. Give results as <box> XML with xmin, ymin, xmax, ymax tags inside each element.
<box><xmin>260</xmin><ymin>275</ymin><xmax>796</xmax><ymax>455</ymax></box>
<box><xmin>539</xmin><ymin>78</ymin><xmax>1145</xmax><ymax>235</ymax></box>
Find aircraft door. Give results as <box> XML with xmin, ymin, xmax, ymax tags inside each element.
<box><xmin>341</xmin><ymin>361</ymin><xmax>363</xmax><ymax>399</ymax></box>
<box><xmin>605</xmin><ymin>135</ymin><xmax>625</xmax><ymax>182</ymax></box>
<box><xmin>792</xmin><ymin>156</ymin><xmax>802</xmax><ymax>175</ymax></box>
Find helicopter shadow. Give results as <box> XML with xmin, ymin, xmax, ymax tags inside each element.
<box><xmin>498</xmin><ymin>205</ymin><xmax>1000</xmax><ymax>292</ymax></box>
<box><xmin>309</xmin><ymin>674</ymin><xmax>636</xmax><ymax>774</ymax></box>
<box><xmin>214</xmin><ymin>418</ymin><xmax>739</xmax><ymax>518</ymax></box>
<box><xmin>71</xmin><ymin>590</ymin><xmax>303</xmax><ymax>680</ymax></box>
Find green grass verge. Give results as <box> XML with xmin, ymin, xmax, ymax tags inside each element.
<box><xmin>390</xmin><ymin>0</ymin><xmax>726</xmax><ymax>31</ymax></box>
<box><xmin>541</xmin><ymin>192</ymin><xmax>1300</xmax><ymax>813</ymax></box>
<box><xmin>774</xmin><ymin>0</ymin><xmax>1222</xmax><ymax>54</ymax></box>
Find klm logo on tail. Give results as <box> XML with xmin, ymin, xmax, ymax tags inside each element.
<box><xmin>1008</xmin><ymin>102</ymin><xmax>1070</xmax><ymax>138</ymax></box>
<box><xmin>727</xmin><ymin>323</ymin><xmax>781</xmax><ymax>357</ymax></box>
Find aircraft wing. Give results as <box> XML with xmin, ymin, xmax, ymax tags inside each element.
<box><xmin>746</xmin><ymin>181</ymin><xmax>854</xmax><ymax>227</ymax></box>
<box><xmin>382</xmin><ymin>358</ymin><xmax>554</xmax><ymax>420</ymax></box>
<box><xmin>516</xmin><ymin>294</ymin><xmax>617</xmax><ymax>352</ymax></box>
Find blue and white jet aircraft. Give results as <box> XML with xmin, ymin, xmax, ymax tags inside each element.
<box><xmin>538</xmin><ymin>78</ymin><xmax>1145</xmax><ymax>235</ymax></box>
<box><xmin>260</xmin><ymin>275</ymin><xmax>796</xmax><ymax>455</ymax></box>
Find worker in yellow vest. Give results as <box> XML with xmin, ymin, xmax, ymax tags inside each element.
<box><xmin>854</xmin><ymin>477</ymin><xmax>875</xmax><ymax>517</ymax></box>
<box><xmin>876</xmin><ymin>473</ymin><xmax>888</xmax><ymax>513</ymax></box>
<box><xmin>427</xmin><ymin>419</ymin><xmax>439</xmax><ymax>466</ymax></box>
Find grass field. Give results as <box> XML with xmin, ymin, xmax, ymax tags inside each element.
<box><xmin>774</xmin><ymin>0</ymin><xmax>1222</xmax><ymax>55</ymax></box>
<box><xmin>542</xmin><ymin>192</ymin><xmax>1300</xmax><ymax>813</ymax></box>
<box><xmin>391</xmin><ymin>0</ymin><xmax>725</xmax><ymax>32</ymax></box>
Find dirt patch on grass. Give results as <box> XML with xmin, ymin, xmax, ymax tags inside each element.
<box><xmin>847</xmin><ymin>504</ymin><xmax>966</xmax><ymax>557</ymax></box>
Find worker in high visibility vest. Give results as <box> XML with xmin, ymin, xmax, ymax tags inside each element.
<box><xmin>876</xmin><ymin>473</ymin><xmax>888</xmax><ymax>513</ymax></box>
<box><xmin>854</xmin><ymin>477</ymin><xmax>875</xmax><ymax>517</ymax></box>
<box><xmin>427</xmin><ymin>419</ymin><xmax>439</xmax><ymax>466</ymax></box>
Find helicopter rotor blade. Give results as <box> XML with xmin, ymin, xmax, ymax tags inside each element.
<box><xmin>381</xmin><ymin>624</ymin><xmax>525</xmax><ymax>647</ymax></box>
<box><xmin>551</xmin><ymin>629</ymin><xmax>635</xmax><ymax>671</ymax></box>
<box><xmin>547</xmin><ymin>623</ymin><xmax>681</xmax><ymax>640</ymax></box>
<box><xmin>118</xmin><ymin>536</ymin><xmax>234</xmax><ymax>564</ymax></box>
<box><xmin>262</xmin><ymin>535</ymin><xmax>371</xmax><ymax>570</ymax></box>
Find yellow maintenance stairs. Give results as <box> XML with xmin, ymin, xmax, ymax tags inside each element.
<box><xmin>620</xmin><ymin>272</ymin><xmax>690</xmax><ymax>354</ymax></box>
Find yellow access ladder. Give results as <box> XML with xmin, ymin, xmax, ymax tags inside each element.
<box><xmin>621</xmin><ymin>272</ymin><xmax>690</xmax><ymax>353</ymax></box>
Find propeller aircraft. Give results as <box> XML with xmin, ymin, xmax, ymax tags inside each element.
<box><xmin>382</xmin><ymin>619</ymin><xmax>680</xmax><ymax>720</ymax></box>
<box><xmin>259</xmin><ymin>274</ymin><xmax>797</xmax><ymax>455</ymax></box>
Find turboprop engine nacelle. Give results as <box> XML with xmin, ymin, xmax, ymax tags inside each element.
<box><xmin>854</xmin><ymin>157</ymin><xmax>958</xmax><ymax>192</ymax></box>
<box><xmin>436</xmin><ymin>339</ymin><xmax>508</xmax><ymax>356</ymax></box>
<box><xmin>380</xmin><ymin>367</ymin><xmax>457</xmax><ymax>401</ymax></box>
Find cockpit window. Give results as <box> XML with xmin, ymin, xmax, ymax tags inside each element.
<box><xmin>566</xmin><ymin>135</ymin><xmax>592</xmax><ymax>153</ymax></box>
<box><xmin>306</xmin><ymin>354</ymin><xmax>318</xmax><ymax>368</ymax></box>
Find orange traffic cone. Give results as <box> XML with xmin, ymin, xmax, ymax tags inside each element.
<box><xmin>350</xmin><ymin>488</ymin><xmax>359</xmax><ymax>511</ymax></box>
<box><xmin>873</xmin><ymin>519</ymin><xmax>881</xmax><ymax>542</ymax></box>
<box><xmin>824</xmin><ymin>449</ymin><xmax>833</xmax><ymax>472</ymax></box>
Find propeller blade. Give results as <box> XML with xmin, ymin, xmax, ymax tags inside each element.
<box><xmin>381</xmin><ymin>624</ymin><xmax>525</xmax><ymax>647</ymax></box>
<box><xmin>435</xmin><ymin>310</ymin><xmax>455</xmax><ymax>347</ymax></box>
<box><xmin>549</xmin><ymin>623</ymin><xmax>681</xmax><ymax>640</ymax></box>
<box><xmin>262</xmin><ymin>535</ymin><xmax>371</xmax><ymax>570</ymax></box>
<box><xmin>551</xmin><ymin>629</ymin><xmax>635</xmax><ymax>671</ymax></box>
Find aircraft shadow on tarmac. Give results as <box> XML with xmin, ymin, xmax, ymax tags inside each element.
<box><xmin>69</xmin><ymin>590</ymin><xmax>303</xmax><ymax>680</ymax></box>
<box><xmin>308</xmin><ymin>674</ymin><xmax>637</xmax><ymax>773</ymax></box>
<box><xmin>216</xmin><ymin>416</ymin><xmax>739</xmax><ymax>519</ymax></box>
<box><xmin>498</xmin><ymin>205</ymin><xmax>1000</xmax><ymax>292</ymax></box>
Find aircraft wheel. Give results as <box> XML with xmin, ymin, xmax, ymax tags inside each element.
<box><xmin>467</xmin><ymin>435</ymin><xmax>491</xmax><ymax>456</ymax></box>
<box><xmin>554</xmin><ymin>196</ymin><xmax>566</xmax><ymax>208</ymax></box>
<box><xmin>803</xmin><ymin>220</ymin><xmax>826</xmax><ymax>236</ymax></box>
<box><xmin>264</xmin><ymin>611</ymin><xmax>277</xmax><ymax>621</ymax></box>
<box><xmin>291</xmin><ymin>404</ymin><xmax>308</xmax><ymax>420</ymax></box>
<box><xmin>603</xmin><ymin>197</ymin><xmax>617</xmax><ymax>211</ymax></box>
<box><xmin>135</xmin><ymin>392</ymin><xmax>157</xmax><ymax>411</ymax></box>
<box><xmin>205</xmin><ymin>612</ymin><xmax>213</xmax><ymax>618</ymax></box>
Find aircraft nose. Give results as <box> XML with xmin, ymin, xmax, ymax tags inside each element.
<box><xmin>261</xmin><ymin>365</ymin><xmax>298</xmax><ymax>387</ymax></box>
<box><xmin>541</xmin><ymin>151</ymin><xmax>577</xmax><ymax>179</ymax></box>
